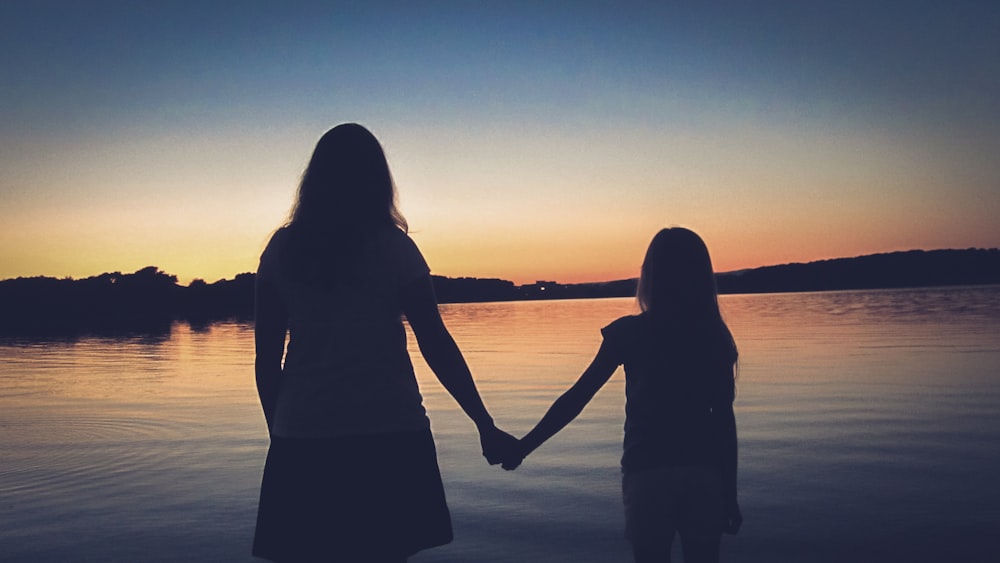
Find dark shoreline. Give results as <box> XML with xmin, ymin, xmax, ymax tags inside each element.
<box><xmin>2</xmin><ymin>248</ymin><xmax>998</xmax><ymax>337</ymax></box>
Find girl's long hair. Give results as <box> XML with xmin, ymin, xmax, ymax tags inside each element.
<box><xmin>637</xmin><ymin>227</ymin><xmax>738</xmax><ymax>365</ymax></box>
<box><xmin>281</xmin><ymin>123</ymin><xmax>407</xmax><ymax>288</ymax></box>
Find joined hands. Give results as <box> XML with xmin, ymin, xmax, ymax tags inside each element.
<box><xmin>498</xmin><ymin>435</ymin><xmax>526</xmax><ymax>470</ymax></box>
<box><xmin>479</xmin><ymin>426</ymin><xmax>527</xmax><ymax>470</ymax></box>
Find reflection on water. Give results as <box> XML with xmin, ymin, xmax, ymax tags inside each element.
<box><xmin>1</xmin><ymin>286</ymin><xmax>999</xmax><ymax>562</ymax></box>
<box><xmin>0</xmin><ymin>322</ymin><xmax>264</xmax><ymax>562</ymax></box>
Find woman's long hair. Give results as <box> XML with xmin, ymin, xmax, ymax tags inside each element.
<box><xmin>637</xmin><ymin>227</ymin><xmax>738</xmax><ymax>366</ymax></box>
<box><xmin>281</xmin><ymin>123</ymin><xmax>407</xmax><ymax>288</ymax></box>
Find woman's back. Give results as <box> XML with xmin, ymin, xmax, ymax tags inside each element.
<box><xmin>258</xmin><ymin>224</ymin><xmax>433</xmax><ymax>438</ymax></box>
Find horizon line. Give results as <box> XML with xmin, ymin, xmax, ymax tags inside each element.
<box><xmin>3</xmin><ymin>246</ymin><xmax>996</xmax><ymax>288</ymax></box>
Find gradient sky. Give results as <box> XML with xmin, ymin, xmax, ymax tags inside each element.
<box><xmin>2</xmin><ymin>1</ymin><xmax>998</xmax><ymax>285</ymax></box>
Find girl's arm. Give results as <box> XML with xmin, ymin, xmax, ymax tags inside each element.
<box><xmin>507</xmin><ymin>340</ymin><xmax>619</xmax><ymax>469</ymax></box>
<box><xmin>254</xmin><ymin>276</ymin><xmax>287</xmax><ymax>434</ymax></box>
<box><xmin>401</xmin><ymin>275</ymin><xmax>517</xmax><ymax>464</ymax></box>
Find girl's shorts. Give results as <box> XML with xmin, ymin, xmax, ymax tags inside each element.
<box><xmin>622</xmin><ymin>464</ymin><xmax>724</xmax><ymax>547</ymax></box>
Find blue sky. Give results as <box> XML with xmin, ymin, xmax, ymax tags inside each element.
<box><xmin>2</xmin><ymin>1</ymin><xmax>998</xmax><ymax>284</ymax></box>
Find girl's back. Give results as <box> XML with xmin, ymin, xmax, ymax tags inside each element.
<box><xmin>603</xmin><ymin>312</ymin><xmax>736</xmax><ymax>472</ymax></box>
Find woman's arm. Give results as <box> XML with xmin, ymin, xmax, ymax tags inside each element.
<box><xmin>505</xmin><ymin>340</ymin><xmax>619</xmax><ymax>469</ymax></box>
<box><xmin>401</xmin><ymin>275</ymin><xmax>516</xmax><ymax>463</ymax></box>
<box><xmin>254</xmin><ymin>276</ymin><xmax>287</xmax><ymax>434</ymax></box>
<box><xmin>719</xmin><ymin>365</ymin><xmax>742</xmax><ymax>534</ymax></box>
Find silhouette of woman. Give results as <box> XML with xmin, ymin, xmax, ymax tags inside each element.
<box><xmin>503</xmin><ymin>228</ymin><xmax>742</xmax><ymax>563</ymax></box>
<box><xmin>252</xmin><ymin>123</ymin><xmax>517</xmax><ymax>562</ymax></box>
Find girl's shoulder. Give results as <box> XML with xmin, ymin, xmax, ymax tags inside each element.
<box><xmin>602</xmin><ymin>313</ymin><xmax>648</xmax><ymax>340</ymax></box>
<box><xmin>601</xmin><ymin>314</ymin><xmax>657</xmax><ymax>362</ymax></box>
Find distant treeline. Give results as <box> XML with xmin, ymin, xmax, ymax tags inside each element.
<box><xmin>714</xmin><ymin>248</ymin><xmax>1000</xmax><ymax>294</ymax></box>
<box><xmin>1</xmin><ymin>248</ymin><xmax>997</xmax><ymax>336</ymax></box>
<box><xmin>0</xmin><ymin>267</ymin><xmax>256</xmax><ymax>336</ymax></box>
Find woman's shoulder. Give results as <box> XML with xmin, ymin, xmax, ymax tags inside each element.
<box><xmin>267</xmin><ymin>225</ymin><xmax>293</xmax><ymax>244</ymax></box>
<box><xmin>371</xmin><ymin>226</ymin><xmax>430</xmax><ymax>277</ymax></box>
<box><xmin>373</xmin><ymin>224</ymin><xmax>413</xmax><ymax>244</ymax></box>
<box><xmin>259</xmin><ymin>226</ymin><xmax>291</xmax><ymax>266</ymax></box>
<box><xmin>369</xmin><ymin>225</ymin><xmax>417</xmax><ymax>252</ymax></box>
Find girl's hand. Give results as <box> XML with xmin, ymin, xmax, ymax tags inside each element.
<box><xmin>500</xmin><ymin>439</ymin><xmax>527</xmax><ymax>471</ymax></box>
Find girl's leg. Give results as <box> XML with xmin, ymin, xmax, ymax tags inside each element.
<box><xmin>632</xmin><ymin>543</ymin><xmax>672</xmax><ymax>563</ymax></box>
<box><xmin>333</xmin><ymin>547</ymin><xmax>406</xmax><ymax>563</ymax></box>
<box><xmin>679</xmin><ymin>534</ymin><xmax>720</xmax><ymax>563</ymax></box>
<box><xmin>624</xmin><ymin>468</ymin><xmax>677</xmax><ymax>563</ymax></box>
<box><xmin>676</xmin><ymin>465</ymin><xmax>724</xmax><ymax>563</ymax></box>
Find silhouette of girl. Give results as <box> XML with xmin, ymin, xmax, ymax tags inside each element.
<box><xmin>505</xmin><ymin>227</ymin><xmax>742</xmax><ymax>563</ymax></box>
<box><xmin>252</xmin><ymin>123</ymin><xmax>517</xmax><ymax>562</ymax></box>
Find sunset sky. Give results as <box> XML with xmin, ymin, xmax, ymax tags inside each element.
<box><xmin>2</xmin><ymin>1</ymin><xmax>998</xmax><ymax>285</ymax></box>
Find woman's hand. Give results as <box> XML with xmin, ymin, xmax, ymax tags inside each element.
<box><xmin>724</xmin><ymin>498</ymin><xmax>743</xmax><ymax>535</ymax></box>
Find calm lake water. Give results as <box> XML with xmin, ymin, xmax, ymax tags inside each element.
<box><xmin>1</xmin><ymin>286</ymin><xmax>999</xmax><ymax>562</ymax></box>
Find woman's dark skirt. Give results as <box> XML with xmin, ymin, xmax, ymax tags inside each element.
<box><xmin>252</xmin><ymin>429</ymin><xmax>453</xmax><ymax>561</ymax></box>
